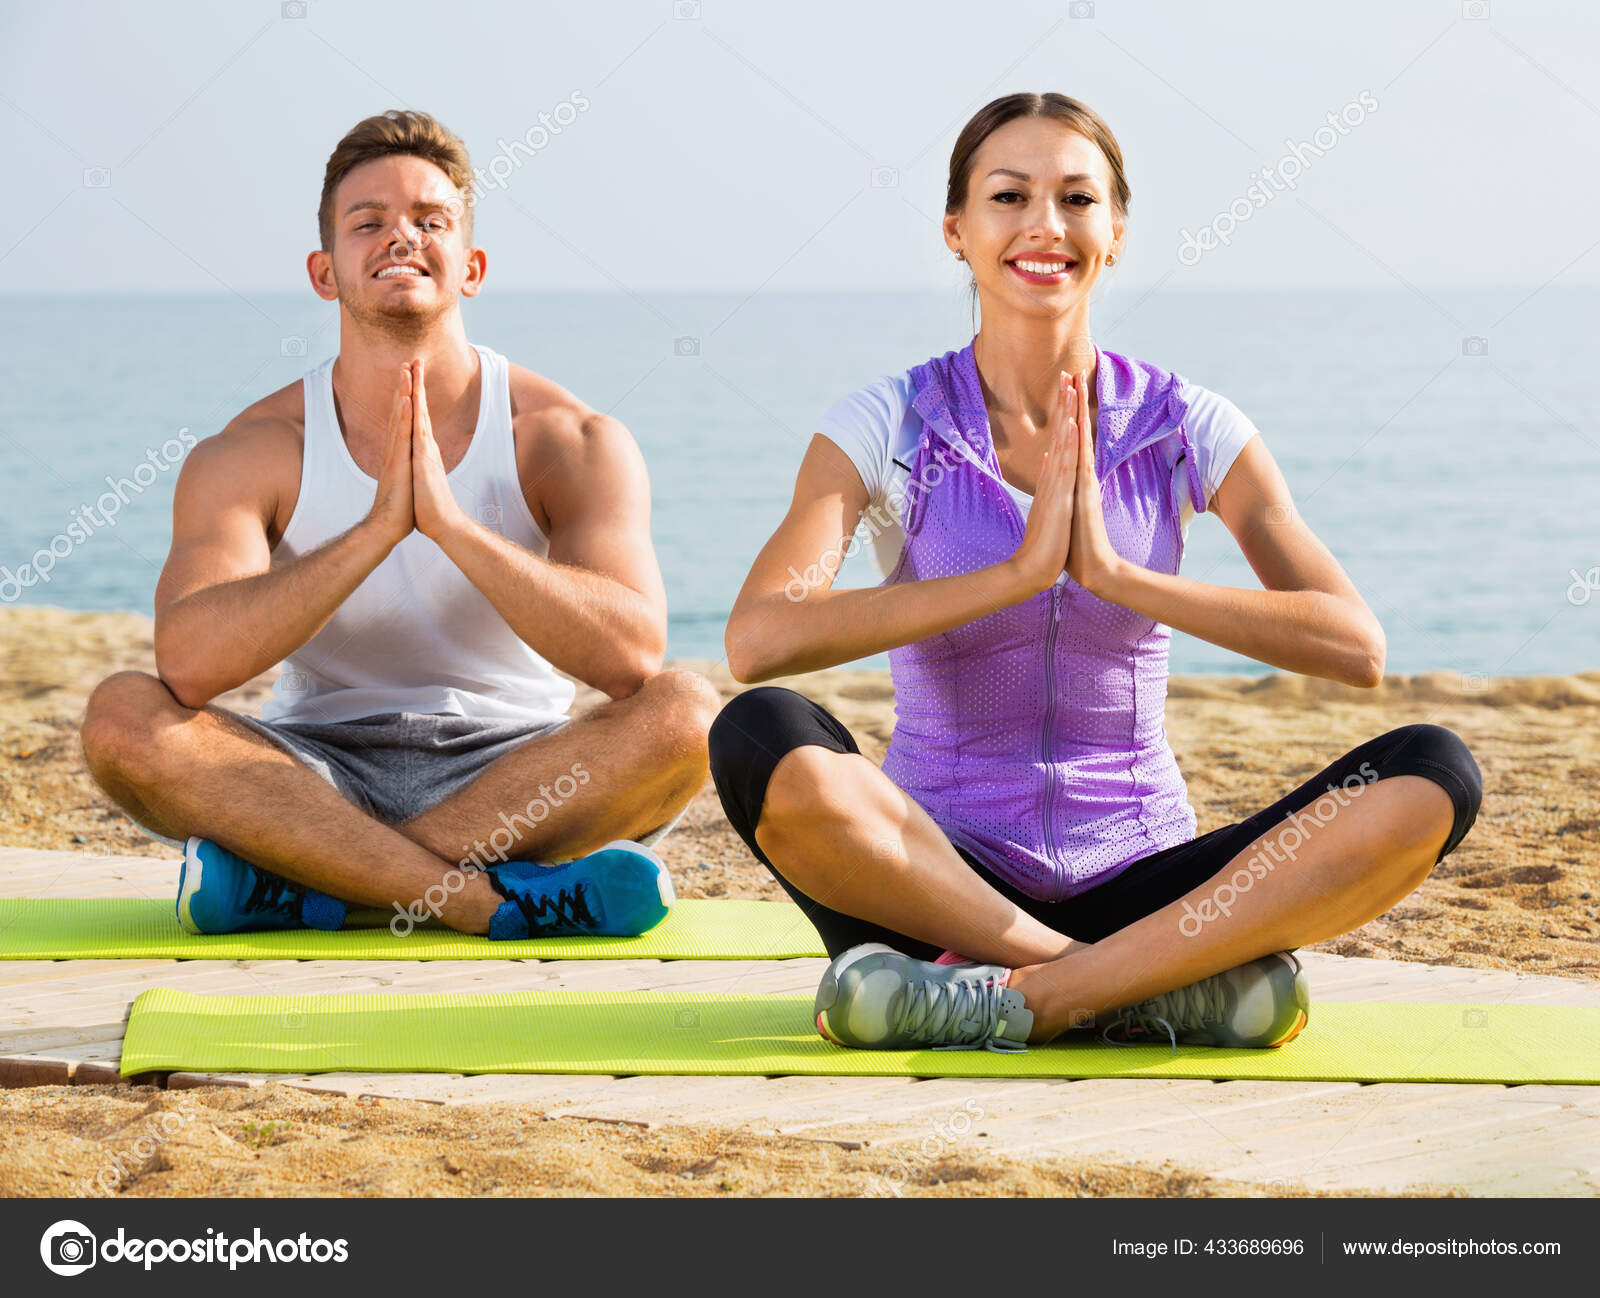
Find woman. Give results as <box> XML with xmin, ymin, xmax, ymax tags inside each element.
<box><xmin>707</xmin><ymin>93</ymin><xmax>1481</xmax><ymax>1053</ymax></box>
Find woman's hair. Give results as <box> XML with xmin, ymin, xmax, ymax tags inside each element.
<box><xmin>945</xmin><ymin>92</ymin><xmax>1130</xmax><ymax>219</ymax></box>
<box><xmin>317</xmin><ymin>109</ymin><xmax>476</xmax><ymax>252</ymax></box>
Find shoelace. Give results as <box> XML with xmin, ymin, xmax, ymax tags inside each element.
<box><xmin>895</xmin><ymin>976</ymin><xmax>1027</xmax><ymax>1055</ymax></box>
<box><xmin>243</xmin><ymin>867</ymin><xmax>305</xmax><ymax>918</ymax></box>
<box><xmin>515</xmin><ymin>882</ymin><xmax>598</xmax><ymax>935</ymax></box>
<box><xmin>1101</xmin><ymin>977</ymin><xmax>1226</xmax><ymax>1056</ymax></box>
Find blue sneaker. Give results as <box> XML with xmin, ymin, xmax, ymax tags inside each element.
<box><xmin>484</xmin><ymin>840</ymin><xmax>675</xmax><ymax>939</ymax></box>
<box><xmin>177</xmin><ymin>836</ymin><xmax>346</xmax><ymax>935</ymax></box>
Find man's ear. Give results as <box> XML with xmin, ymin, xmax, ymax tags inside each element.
<box><xmin>459</xmin><ymin>245</ymin><xmax>487</xmax><ymax>299</ymax></box>
<box><xmin>307</xmin><ymin>249</ymin><xmax>339</xmax><ymax>302</ymax></box>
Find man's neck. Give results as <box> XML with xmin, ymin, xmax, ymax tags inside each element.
<box><xmin>329</xmin><ymin>312</ymin><xmax>481</xmax><ymax>437</ymax></box>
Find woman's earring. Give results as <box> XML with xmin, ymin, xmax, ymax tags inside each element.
<box><xmin>955</xmin><ymin>249</ymin><xmax>966</xmax><ymax>261</ymax></box>
<box><xmin>1106</xmin><ymin>251</ymin><xmax>1117</xmax><ymax>265</ymax></box>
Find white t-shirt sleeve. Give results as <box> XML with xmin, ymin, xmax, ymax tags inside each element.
<box><xmin>814</xmin><ymin>373</ymin><xmax>922</xmax><ymax>581</ymax></box>
<box><xmin>1179</xmin><ymin>379</ymin><xmax>1260</xmax><ymax>508</ymax></box>
<box><xmin>814</xmin><ymin>373</ymin><xmax>915</xmax><ymax>506</ymax></box>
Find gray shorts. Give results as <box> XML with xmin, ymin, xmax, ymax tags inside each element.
<box><xmin>139</xmin><ymin>710</ymin><xmax>685</xmax><ymax>856</ymax></box>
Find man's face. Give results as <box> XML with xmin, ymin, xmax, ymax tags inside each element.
<box><xmin>313</xmin><ymin>154</ymin><xmax>482</xmax><ymax>330</ymax></box>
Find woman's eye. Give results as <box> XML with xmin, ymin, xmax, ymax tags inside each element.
<box><xmin>991</xmin><ymin>190</ymin><xmax>1023</xmax><ymax>203</ymax></box>
<box><xmin>1065</xmin><ymin>194</ymin><xmax>1096</xmax><ymax>207</ymax></box>
<box><xmin>356</xmin><ymin>222</ymin><xmax>378</xmax><ymax>230</ymax></box>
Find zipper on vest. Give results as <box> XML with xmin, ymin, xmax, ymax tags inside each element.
<box><xmin>1042</xmin><ymin>581</ymin><xmax>1062</xmax><ymax>883</ymax></box>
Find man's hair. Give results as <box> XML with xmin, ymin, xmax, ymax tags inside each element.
<box><xmin>317</xmin><ymin>109</ymin><xmax>476</xmax><ymax>252</ymax></box>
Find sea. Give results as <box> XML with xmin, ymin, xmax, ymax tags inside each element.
<box><xmin>1</xmin><ymin>285</ymin><xmax>1595</xmax><ymax>678</ymax></box>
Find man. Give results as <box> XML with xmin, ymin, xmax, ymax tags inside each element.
<box><xmin>80</xmin><ymin>109</ymin><xmax>720</xmax><ymax>940</ymax></box>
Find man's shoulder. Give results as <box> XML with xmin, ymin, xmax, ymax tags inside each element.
<box><xmin>505</xmin><ymin>360</ymin><xmax>640</xmax><ymax>480</ymax></box>
<box><xmin>507</xmin><ymin>361</ymin><xmax>626</xmax><ymax>442</ymax></box>
<box><xmin>209</xmin><ymin>380</ymin><xmax>307</xmax><ymax>460</ymax></box>
<box><xmin>177</xmin><ymin>383</ymin><xmax>306</xmax><ymax>543</ymax></box>
<box><xmin>504</xmin><ymin>361</ymin><xmax>645</xmax><ymax>532</ymax></box>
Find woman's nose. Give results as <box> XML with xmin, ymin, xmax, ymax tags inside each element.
<box><xmin>1025</xmin><ymin>198</ymin><xmax>1067</xmax><ymax>241</ymax></box>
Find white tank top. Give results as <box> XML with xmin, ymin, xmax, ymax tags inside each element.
<box><xmin>259</xmin><ymin>343</ymin><xmax>577</xmax><ymax>726</ymax></box>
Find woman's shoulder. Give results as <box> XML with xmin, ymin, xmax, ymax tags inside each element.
<box><xmin>815</xmin><ymin>369</ymin><xmax>923</xmax><ymax>498</ymax></box>
<box><xmin>1175</xmin><ymin>376</ymin><xmax>1260</xmax><ymax>445</ymax></box>
<box><xmin>818</xmin><ymin>369</ymin><xmax>918</xmax><ymax>440</ymax></box>
<box><xmin>1170</xmin><ymin>375</ymin><xmax>1262</xmax><ymax>506</ymax></box>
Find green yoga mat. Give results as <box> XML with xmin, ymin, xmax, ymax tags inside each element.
<box><xmin>0</xmin><ymin>898</ymin><xmax>825</xmax><ymax>961</ymax></box>
<box><xmin>119</xmin><ymin>988</ymin><xmax>1600</xmax><ymax>1084</ymax></box>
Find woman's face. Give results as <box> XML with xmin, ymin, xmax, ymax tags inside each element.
<box><xmin>944</xmin><ymin>116</ymin><xmax>1123</xmax><ymax>322</ymax></box>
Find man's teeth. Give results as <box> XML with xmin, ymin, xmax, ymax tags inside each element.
<box><xmin>377</xmin><ymin>266</ymin><xmax>424</xmax><ymax>278</ymax></box>
<box><xmin>1013</xmin><ymin>260</ymin><xmax>1071</xmax><ymax>275</ymax></box>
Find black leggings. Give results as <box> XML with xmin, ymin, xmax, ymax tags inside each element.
<box><xmin>708</xmin><ymin>686</ymin><xmax>1483</xmax><ymax>962</ymax></box>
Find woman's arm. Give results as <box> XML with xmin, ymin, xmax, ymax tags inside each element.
<box><xmin>1086</xmin><ymin>433</ymin><xmax>1386</xmax><ymax>687</ymax></box>
<box><xmin>726</xmin><ymin>399</ymin><xmax>1079</xmax><ymax>683</ymax></box>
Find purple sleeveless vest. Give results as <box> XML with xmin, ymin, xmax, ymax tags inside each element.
<box><xmin>879</xmin><ymin>341</ymin><xmax>1210</xmax><ymax>902</ymax></box>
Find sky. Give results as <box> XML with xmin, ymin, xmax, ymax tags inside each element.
<box><xmin>2</xmin><ymin>0</ymin><xmax>1598</xmax><ymax>296</ymax></box>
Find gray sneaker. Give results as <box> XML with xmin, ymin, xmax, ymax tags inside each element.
<box><xmin>813</xmin><ymin>943</ymin><xmax>1033</xmax><ymax>1052</ymax></box>
<box><xmin>1099</xmin><ymin>951</ymin><xmax>1310</xmax><ymax>1051</ymax></box>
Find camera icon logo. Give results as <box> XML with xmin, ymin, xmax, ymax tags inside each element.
<box><xmin>1461</xmin><ymin>1008</ymin><xmax>1488</xmax><ymax>1028</ymax></box>
<box><xmin>40</xmin><ymin>1220</ymin><xmax>98</xmax><ymax>1275</ymax></box>
<box><xmin>673</xmin><ymin>1008</ymin><xmax>701</xmax><ymax>1029</ymax></box>
<box><xmin>1265</xmin><ymin>503</ymin><xmax>1293</xmax><ymax>524</ymax></box>
<box><xmin>281</xmin><ymin>1</ymin><xmax>308</xmax><ymax>17</ymax></box>
<box><xmin>1069</xmin><ymin>0</ymin><xmax>1096</xmax><ymax>16</ymax></box>
<box><xmin>870</xmin><ymin>166</ymin><xmax>899</xmax><ymax>188</ymax></box>
<box><xmin>82</xmin><ymin>168</ymin><xmax>111</xmax><ymax>189</ymax></box>
<box><xmin>280</xmin><ymin>670</ymin><xmax>308</xmax><ymax>693</ymax></box>
<box><xmin>280</xmin><ymin>336</ymin><xmax>307</xmax><ymax>358</ymax></box>
<box><xmin>1462</xmin><ymin>0</ymin><xmax>1489</xmax><ymax>18</ymax></box>
<box><xmin>1461</xmin><ymin>335</ymin><xmax>1489</xmax><ymax>357</ymax></box>
<box><xmin>674</xmin><ymin>0</ymin><xmax>701</xmax><ymax>18</ymax></box>
<box><xmin>673</xmin><ymin>336</ymin><xmax>699</xmax><ymax>357</ymax></box>
<box><xmin>476</xmin><ymin>503</ymin><xmax>503</xmax><ymax>527</ymax></box>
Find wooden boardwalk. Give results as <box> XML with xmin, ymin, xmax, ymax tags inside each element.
<box><xmin>3</xmin><ymin>847</ymin><xmax>1598</xmax><ymax>1195</ymax></box>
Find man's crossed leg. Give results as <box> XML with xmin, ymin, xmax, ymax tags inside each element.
<box><xmin>81</xmin><ymin>667</ymin><xmax>722</xmax><ymax>935</ymax></box>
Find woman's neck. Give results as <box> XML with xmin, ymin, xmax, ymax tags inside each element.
<box><xmin>972</xmin><ymin>306</ymin><xmax>1096</xmax><ymax>434</ymax></box>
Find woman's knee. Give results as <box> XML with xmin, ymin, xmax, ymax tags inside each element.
<box><xmin>710</xmin><ymin>687</ymin><xmax>798</xmax><ymax>771</ymax></box>
<box><xmin>1370</xmin><ymin>723</ymin><xmax>1483</xmax><ymax>858</ymax></box>
<box><xmin>709</xmin><ymin>687</ymin><xmax>853</xmax><ymax>838</ymax></box>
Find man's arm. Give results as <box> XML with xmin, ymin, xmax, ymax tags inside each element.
<box><xmin>423</xmin><ymin>408</ymin><xmax>667</xmax><ymax>700</ymax></box>
<box><xmin>154</xmin><ymin>382</ymin><xmax>416</xmax><ymax>708</ymax></box>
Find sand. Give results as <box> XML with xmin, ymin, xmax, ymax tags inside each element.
<box><xmin>0</xmin><ymin>1082</ymin><xmax>1362</xmax><ymax>1199</ymax></box>
<box><xmin>1</xmin><ymin>604</ymin><xmax>1595</xmax><ymax>1196</ymax></box>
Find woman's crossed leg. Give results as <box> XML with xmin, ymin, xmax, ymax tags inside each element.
<box><xmin>710</xmin><ymin>686</ymin><xmax>1481</xmax><ymax>1043</ymax></box>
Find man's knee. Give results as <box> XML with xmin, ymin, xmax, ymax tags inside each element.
<box><xmin>80</xmin><ymin>671</ymin><xmax>183</xmax><ymax>782</ymax></box>
<box><xmin>629</xmin><ymin>668</ymin><xmax>721</xmax><ymax>760</ymax></box>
